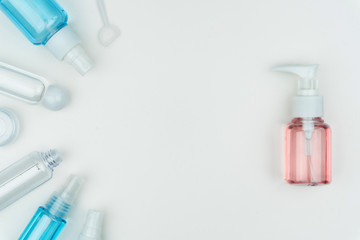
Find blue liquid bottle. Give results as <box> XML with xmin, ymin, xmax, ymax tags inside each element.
<box><xmin>19</xmin><ymin>175</ymin><xmax>84</xmax><ymax>240</ymax></box>
<box><xmin>0</xmin><ymin>0</ymin><xmax>93</xmax><ymax>75</ymax></box>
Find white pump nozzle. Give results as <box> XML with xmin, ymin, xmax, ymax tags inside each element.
<box><xmin>273</xmin><ymin>64</ymin><xmax>323</xmax><ymax>118</ymax></box>
<box><xmin>272</xmin><ymin>64</ymin><xmax>319</xmax><ymax>96</ymax></box>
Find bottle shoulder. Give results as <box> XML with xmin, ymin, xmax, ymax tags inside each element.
<box><xmin>286</xmin><ymin>122</ymin><xmax>330</xmax><ymax>130</ymax></box>
<box><xmin>288</xmin><ymin>117</ymin><xmax>330</xmax><ymax>127</ymax></box>
<box><xmin>39</xmin><ymin>206</ymin><xmax>67</xmax><ymax>223</ymax></box>
<box><xmin>286</xmin><ymin>118</ymin><xmax>330</xmax><ymax>129</ymax></box>
<box><xmin>0</xmin><ymin>1</ymin><xmax>68</xmax><ymax>44</ymax></box>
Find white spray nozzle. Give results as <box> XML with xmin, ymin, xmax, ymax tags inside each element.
<box><xmin>272</xmin><ymin>64</ymin><xmax>319</xmax><ymax>96</ymax></box>
<box><xmin>46</xmin><ymin>175</ymin><xmax>84</xmax><ymax>219</ymax></box>
<box><xmin>58</xmin><ymin>175</ymin><xmax>84</xmax><ymax>205</ymax></box>
<box><xmin>79</xmin><ymin>210</ymin><xmax>104</xmax><ymax>240</ymax></box>
<box><xmin>46</xmin><ymin>26</ymin><xmax>94</xmax><ymax>75</ymax></box>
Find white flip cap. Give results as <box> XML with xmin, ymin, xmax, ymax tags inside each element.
<box><xmin>45</xmin><ymin>26</ymin><xmax>94</xmax><ymax>75</ymax></box>
<box><xmin>0</xmin><ymin>108</ymin><xmax>20</xmax><ymax>146</ymax></box>
<box><xmin>79</xmin><ymin>210</ymin><xmax>104</xmax><ymax>240</ymax></box>
<box><xmin>273</xmin><ymin>64</ymin><xmax>323</xmax><ymax>118</ymax></box>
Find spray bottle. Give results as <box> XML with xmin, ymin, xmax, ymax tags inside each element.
<box><xmin>273</xmin><ymin>64</ymin><xmax>331</xmax><ymax>185</ymax></box>
<box><xmin>19</xmin><ymin>175</ymin><xmax>84</xmax><ymax>240</ymax></box>
<box><xmin>0</xmin><ymin>0</ymin><xmax>94</xmax><ymax>75</ymax></box>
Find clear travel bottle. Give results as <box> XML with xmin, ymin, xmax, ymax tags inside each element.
<box><xmin>273</xmin><ymin>64</ymin><xmax>331</xmax><ymax>186</ymax></box>
<box><xmin>0</xmin><ymin>62</ymin><xmax>69</xmax><ymax>111</ymax></box>
<box><xmin>0</xmin><ymin>150</ymin><xmax>62</xmax><ymax>211</ymax></box>
<box><xmin>0</xmin><ymin>0</ymin><xmax>94</xmax><ymax>75</ymax></box>
<box><xmin>19</xmin><ymin>175</ymin><xmax>84</xmax><ymax>240</ymax></box>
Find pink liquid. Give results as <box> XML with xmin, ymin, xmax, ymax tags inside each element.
<box><xmin>284</xmin><ymin>117</ymin><xmax>331</xmax><ymax>185</ymax></box>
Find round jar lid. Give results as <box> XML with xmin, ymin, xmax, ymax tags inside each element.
<box><xmin>0</xmin><ymin>108</ymin><xmax>20</xmax><ymax>146</ymax></box>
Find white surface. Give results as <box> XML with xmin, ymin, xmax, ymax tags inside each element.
<box><xmin>0</xmin><ymin>0</ymin><xmax>360</xmax><ymax>239</ymax></box>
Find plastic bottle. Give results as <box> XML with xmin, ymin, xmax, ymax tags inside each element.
<box><xmin>273</xmin><ymin>64</ymin><xmax>331</xmax><ymax>186</ymax></box>
<box><xmin>19</xmin><ymin>175</ymin><xmax>84</xmax><ymax>240</ymax></box>
<box><xmin>0</xmin><ymin>62</ymin><xmax>69</xmax><ymax>111</ymax></box>
<box><xmin>79</xmin><ymin>210</ymin><xmax>104</xmax><ymax>240</ymax></box>
<box><xmin>0</xmin><ymin>150</ymin><xmax>62</xmax><ymax>211</ymax></box>
<box><xmin>0</xmin><ymin>0</ymin><xmax>94</xmax><ymax>75</ymax></box>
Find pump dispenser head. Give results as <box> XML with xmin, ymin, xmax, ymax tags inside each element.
<box><xmin>273</xmin><ymin>64</ymin><xmax>319</xmax><ymax>96</ymax></box>
<box><xmin>273</xmin><ymin>64</ymin><xmax>323</xmax><ymax>118</ymax></box>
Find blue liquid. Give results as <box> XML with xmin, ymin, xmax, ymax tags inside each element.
<box><xmin>19</xmin><ymin>207</ymin><xmax>66</xmax><ymax>240</ymax></box>
<box><xmin>0</xmin><ymin>0</ymin><xmax>67</xmax><ymax>45</ymax></box>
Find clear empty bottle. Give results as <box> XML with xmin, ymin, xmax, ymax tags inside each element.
<box><xmin>19</xmin><ymin>175</ymin><xmax>84</xmax><ymax>240</ymax></box>
<box><xmin>273</xmin><ymin>64</ymin><xmax>331</xmax><ymax>185</ymax></box>
<box><xmin>0</xmin><ymin>150</ymin><xmax>62</xmax><ymax>211</ymax></box>
<box><xmin>0</xmin><ymin>62</ymin><xmax>69</xmax><ymax>111</ymax></box>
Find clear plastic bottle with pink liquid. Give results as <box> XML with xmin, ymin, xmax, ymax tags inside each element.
<box><xmin>274</xmin><ymin>64</ymin><xmax>331</xmax><ymax>186</ymax></box>
<box><xmin>285</xmin><ymin>117</ymin><xmax>331</xmax><ymax>185</ymax></box>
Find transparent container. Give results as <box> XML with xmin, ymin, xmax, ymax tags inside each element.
<box><xmin>284</xmin><ymin>117</ymin><xmax>331</xmax><ymax>185</ymax></box>
<box><xmin>19</xmin><ymin>175</ymin><xmax>84</xmax><ymax>240</ymax></box>
<box><xmin>0</xmin><ymin>62</ymin><xmax>69</xmax><ymax>111</ymax></box>
<box><xmin>0</xmin><ymin>150</ymin><xmax>62</xmax><ymax>211</ymax></box>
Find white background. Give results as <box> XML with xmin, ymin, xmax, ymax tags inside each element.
<box><xmin>0</xmin><ymin>0</ymin><xmax>360</xmax><ymax>239</ymax></box>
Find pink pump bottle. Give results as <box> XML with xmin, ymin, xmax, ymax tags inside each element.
<box><xmin>273</xmin><ymin>64</ymin><xmax>331</xmax><ymax>186</ymax></box>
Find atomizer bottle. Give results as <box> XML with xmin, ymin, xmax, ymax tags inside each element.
<box><xmin>0</xmin><ymin>150</ymin><xmax>62</xmax><ymax>211</ymax></box>
<box><xmin>0</xmin><ymin>0</ymin><xmax>94</xmax><ymax>75</ymax></box>
<box><xmin>19</xmin><ymin>175</ymin><xmax>84</xmax><ymax>240</ymax></box>
<box><xmin>273</xmin><ymin>64</ymin><xmax>331</xmax><ymax>186</ymax></box>
<box><xmin>0</xmin><ymin>62</ymin><xmax>69</xmax><ymax>111</ymax></box>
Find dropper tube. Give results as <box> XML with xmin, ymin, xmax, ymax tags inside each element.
<box><xmin>303</xmin><ymin>119</ymin><xmax>317</xmax><ymax>185</ymax></box>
